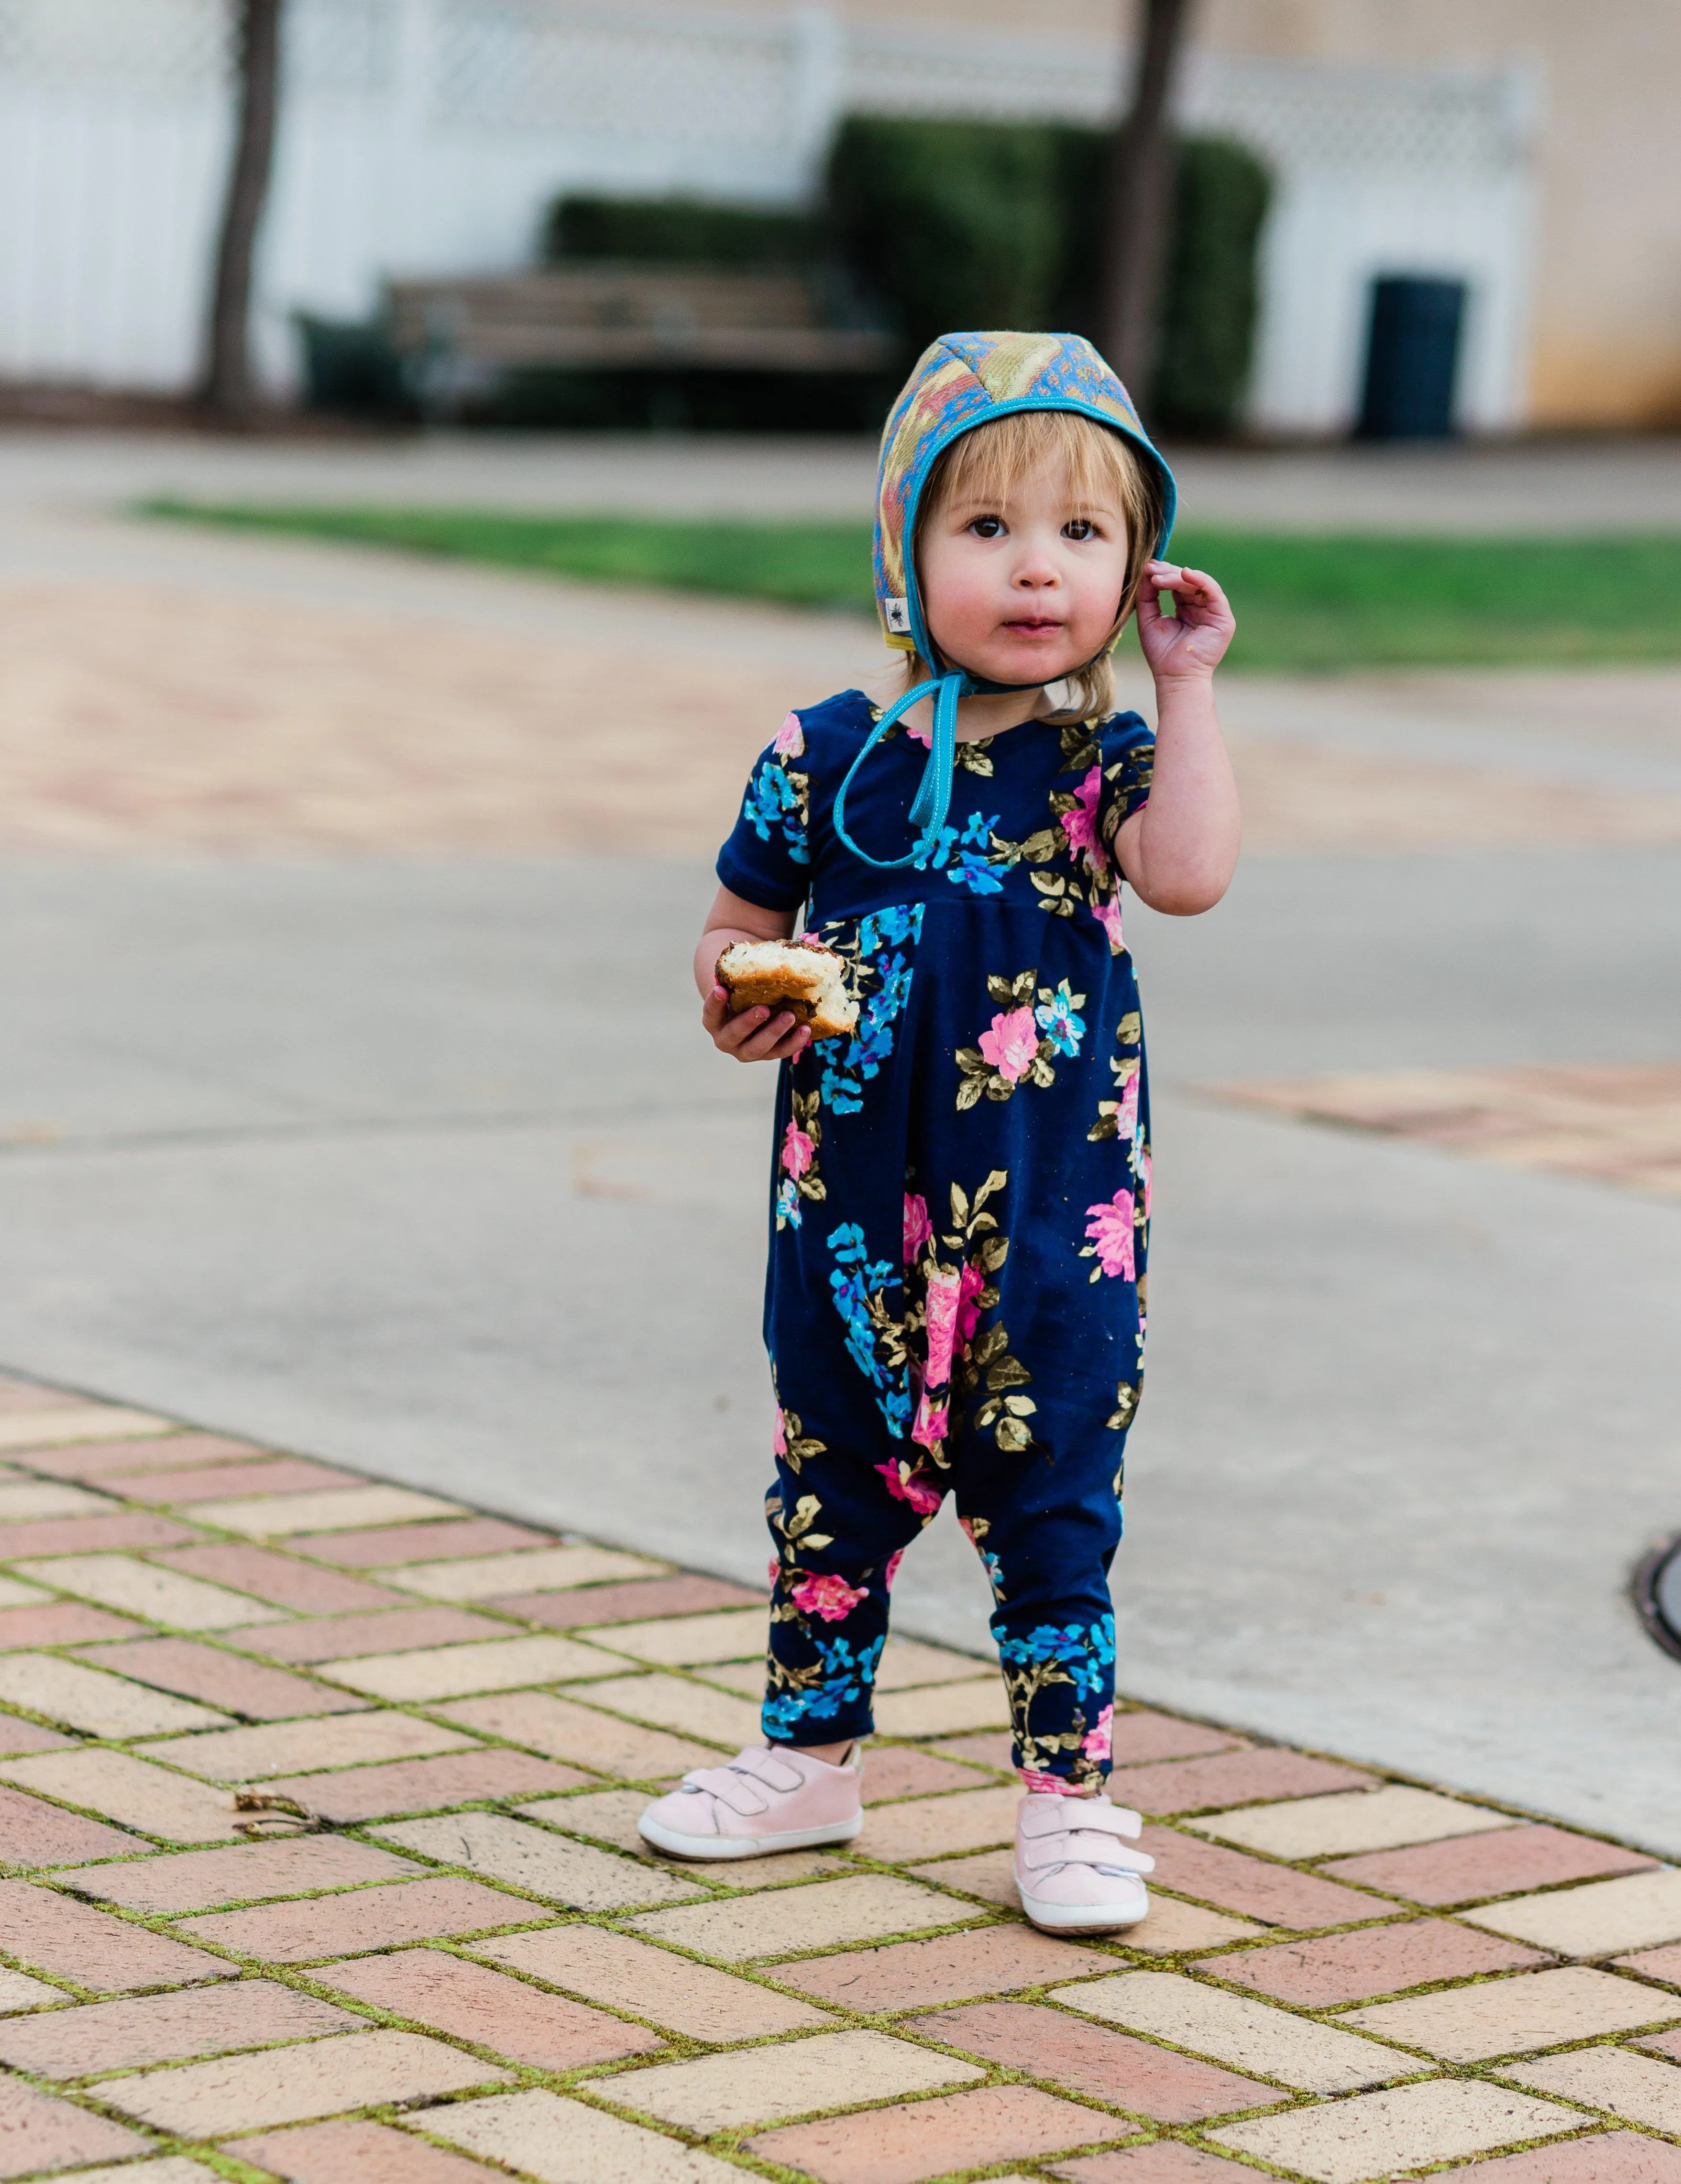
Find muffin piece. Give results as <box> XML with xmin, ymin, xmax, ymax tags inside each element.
<box><xmin>716</xmin><ymin>938</ymin><xmax>858</xmax><ymax>1042</ymax></box>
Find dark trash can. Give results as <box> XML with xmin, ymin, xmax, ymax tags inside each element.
<box><xmin>1356</xmin><ymin>275</ymin><xmax>1466</xmax><ymax>440</ymax></box>
<box><xmin>294</xmin><ymin>312</ymin><xmax>407</xmax><ymax>416</ymax></box>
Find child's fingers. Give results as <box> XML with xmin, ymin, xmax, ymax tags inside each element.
<box><xmin>711</xmin><ymin>1002</ymin><xmax>771</xmax><ymax>1053</ymax></box>
<box><xmin>1147</xmin><ymin>563</ymin><xmax>1234</xmax><ymax>630</ymax></box>
<box><xmin>700</xmin><ymin>984</ymin><xmax>732</xmax><ymax>1034</ymax></box>
<box><xmin>731</xmin><ymin>1009</ymin><xmax>808</xmax><ymax>1063</ymax></box>
<box><xmin>1163</xmin><ymin>564</ymin><xmax>1229</xmax><ymax>607</ymax></box>
<box><xmin>745</xmin><ymin>1018</ymin><xmax>810</xmax><ymax>1063</ymax></box>
<box><xmin>765</xmin><ymin>1023</ymin><xmax>814</xmax><ymax>1062</ymax></box>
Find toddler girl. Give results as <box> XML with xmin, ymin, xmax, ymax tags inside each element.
<box><xmin>639</xmin><ymin>331</ymin><xmax>1239</xmax><ymax>1934</ymax></box>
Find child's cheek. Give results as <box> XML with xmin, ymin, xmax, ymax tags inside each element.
<box><xmin>923</xmin><ymin>561</ymin><xmax>1000</xmax><ymax>659</ymax></box>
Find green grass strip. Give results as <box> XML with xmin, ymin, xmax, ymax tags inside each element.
<box><xmin>139</xmin><ymin>497</ymin><xmax>1681</xmax><ymax>672</ymax></box>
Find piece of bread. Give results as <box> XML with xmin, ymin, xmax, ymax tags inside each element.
<box><xmin>716</xmin><ymin>938</ymin><xmax>858</xmax><ymax>1043</ymax></box>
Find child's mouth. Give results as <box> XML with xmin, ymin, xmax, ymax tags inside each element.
<box><xmin>1004</xmin><ymin>618</ymin><xmax>1066</xmax><ymax>636</ymax></box>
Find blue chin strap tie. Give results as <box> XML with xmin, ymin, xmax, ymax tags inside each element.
<box><xmin>831</xmin><ymin>668</ymin><xmax>966</xmax><ymax>870</ymax></box>
<box><xmin>832</xmin><ymin>659</ymin><xmax>1093</xmax><ymax>870</ymax></box>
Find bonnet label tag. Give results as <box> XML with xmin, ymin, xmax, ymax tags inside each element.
<box><xmin>884</xmin><ymin>596</ymin><xmax>912</xmax><ymax>634</ymax></box>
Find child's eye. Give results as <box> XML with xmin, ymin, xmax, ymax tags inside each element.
<box><xmin>968</xmin><ymin>515</ymin><xmax>1006</xmax><ymax>539</ymax></box>
<box><xmin>1064</xmin><ymin>518</ymin><xmax>1097</xmax><ymax>540</ymax></box>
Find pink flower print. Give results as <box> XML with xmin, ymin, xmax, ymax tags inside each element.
<box><xmin>905</xmin><ymin>715</ymin><xmax>931</xmax><ymax>747</ymax></box>
<box><xmin>768</xmin><ymin>1558</ymin><xmax>781</xmax><ymax>1587</ymax></box>
<box><xmin>1082</xmin><ymin>1703</ymin><xmax>1114</xmax><ymax>1763</ymax></box>
<box><xmin>903</xmin><ymin>1191</ymin><xmax>933</xmax><ymax>1265</ymax></box>
<box><xmin>956</xmin><ymin>1258</ymin><xmax>988</xmax><ymax>1345</ymax></box>
<box><xmin>1093</xmin><ymin>892</ymin><xmax>1125</xmax><ymax>955</ymax></box>
<box><xmin>791</xmin><ymin>1572</ymin><xmax>867</xmax><ymax>1622</ymax></box>
<box><xmin>772</xmin><ymin>711</ymin><xmax>805</xmax><ymax>757</ymax></box>
<box><xmin>1020</xmin><ymin>1768</ymin><xmax>1069</xmax><ymax>1793</ymax></box>
<box><xmin>912</xmin><ymin>1391</ymin><xmax>948</xmax><ymax>1449</ymax></box>
<box><xmin>978</xmin><ymin>1006</ymin><xmax>1039</xmax><ymax>1084</ymax></box>
<box><xmin>771</xmin><ymin>1407</ymin><xmax>787</xmax><ymax>1457</ymax></box>
<box><xmin>1085</xmin><ymin>1189</ymin><xmax>1137</xmax><ymax>1280</ymax></box>
<box><xmin>780</xmin><ymin>1119</ymin><xmax>814</xmax><ymax>1179</ymax></box>
<box><xmin>1139</xmin><ymin>1148</ymin><xmax>1153</xmax><ymax>1221</ymax></box>
<box><xmin>923</xmin><ymin>1266</ymin><xmax>962</xmax><ymax>1390</ymax></box>
<box><xmin>1116</xmin><ymin>1070</ymin><xmax>1140</xmax><ymax>1150</ymax></box>
<box><xmin>883</xmin><ymin>1548</ymin><xmax>904</xmax><ymax>1590</ymax></box>
<box><xmin>876</xmin><ymin>1460</ymin><xmax>943</xmax><ymax>1516</ymax></box>
<box><xmin>1060</xmin><ymin>765</ymin><xmax>1108</xmax><ymax>877</ymax></box>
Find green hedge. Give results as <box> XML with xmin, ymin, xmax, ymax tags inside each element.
<box><xmin>1152</xmin><ymin>139</ymin><xmax>1271</xmax><ymax>434</ymax></box>
<box><xmin>826</xmin><ymin>118</ymin><xmax>1270</xmax><ymax>436</ymax></box>
<box><xmin>824</xmin><ymin>120</ymin><xmax>1065</xmax><ymax>354</ymax></box>
<box><xmin>545</xmin><ymin>195</ymin><xmax>818</xmax><ymax>268</ymax></box>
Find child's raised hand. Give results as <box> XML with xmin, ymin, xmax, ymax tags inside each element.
<box><xmin>1135</xmin><ymin>562</ymin><xmax>1236</xmax><ymax>681</ymax></box>
<box><xmin>702</xmin><ymin>980</ymin><xmax>813</xmax><ymax>1065</ymax></box>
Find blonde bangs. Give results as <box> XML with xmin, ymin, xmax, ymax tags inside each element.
<box><xmin>911</xmin><ymin>408</ymin><xmax>1165</xmax><ymax>721</ymax></box>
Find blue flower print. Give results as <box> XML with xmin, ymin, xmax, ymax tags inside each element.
<box><xmin>949</xmin><ymin>849</ymin><xmax>1005</xmax><ymax>895</ymax></box>
<box><xmin>1034</xmin><ymin>980</ymin><xmax>1087</xmax><ymax>1058</ymax></box>
<box><xmin>916</xmin><ymin>814</ymin><xmax>1005</xmax><ymax>894</ymax></box>
<box><xmin>825</xmin><ymin>1223</ymin><xmax>906</xmax><ymax>1435</ymax></box>
<box><xmin>819</xmin><ymin>904</ymin><xmax>925</xmax><ymax>1114</ymax></box>
<box><xmin>763</xmin><ymin>1632</ymin><xmax>884</xmax><ymax>1740</ymax></box>
<box><xmin>742</xmin><ymin>759</ymin><xmax>810</xmax><ymax>865</ymax></box>
<box><xmin>994</xmin><ymin>1615</ymin><xmax>1116</xmax><ymax>1703</ymax></box>
<box><xmin>912</xmin><ymin>823</ymin><xmax>959</xmax><ymax>872</ymax></box>
<box><xmin>859</xmin><ymin>903</ymin><xmax>918</xmax><ymax>952</ymax></box>
<box><xmin>775</xmin><ymin>1178</ymin><xmax>803</xmax><ymax>1229</ymax></box>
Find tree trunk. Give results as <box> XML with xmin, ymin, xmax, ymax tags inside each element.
<box><xmin>1099</xmin><ymin>0</ymin><xmax>1195</xmax><ymax>402</ymax></box>
<box><xmin>202</xmin><ymin>0</ymin><xmax>284</xmax><ymax>419</ymax></box>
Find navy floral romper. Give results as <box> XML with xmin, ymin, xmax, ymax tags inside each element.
<box><xmin>717</xmin><ymin>689</ymin><xmax>1154</xmax><ymax>1789</ymax></box>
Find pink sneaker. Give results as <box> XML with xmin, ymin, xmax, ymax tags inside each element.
<box><xmin>1015</xmin><ymin>1792</ymin><xmax>1154</xmax><ymax>1933</ymax></box>
<box><xmin>637</xmin><ymin>1743</ymin><xmax>864</xmax><ymax>1860</ymax></box>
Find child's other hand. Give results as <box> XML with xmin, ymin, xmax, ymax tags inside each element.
<box><xmin>702</xmin><ymin>981</ymin><xmax>813</xmax><ymax>1064</ymax></box>
<box><xmin>1136</xmin><ymin>562</ymin><xmax>1235</xmax><ymax>681</ymax></box>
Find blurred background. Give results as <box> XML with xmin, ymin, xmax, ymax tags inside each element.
<box><xmin>1</xmin><ymin>0</ymin><xmax>1679</xmax><ymax>437</ymax></box>
<box><xmin>0</xmin><ymin>0</ymin><xmax>1679</xmax><ymax>1848</ymax></box>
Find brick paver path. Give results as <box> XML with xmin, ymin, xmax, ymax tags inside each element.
<box><xmin>3</xmin><ymin>581</ymin><xmax>1681</xmax><ymax>856</ymax></box>
<box><xmin>0</xmin><ymin>1379</ymin><xmax>1676</xmax><ymax>2179</ymax></box>
<box><xmin>1210</xmin><ymin>1067</ymin><xmax>1681</xmax><ymax>1200</ymax></box>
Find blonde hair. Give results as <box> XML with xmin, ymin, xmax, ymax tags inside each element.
<box><xmin>908</xmin><ymin>408</ymin><xmax>1165</xmax><ymax>721</ymax></box>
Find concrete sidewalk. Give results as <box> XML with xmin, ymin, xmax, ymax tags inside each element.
<box><xmin>0</xmin><ymin>1374</ymin><xmax>1676</xmax><ymax>2184</ymax></box>
<box><xmin>5</xmin><ymin>423</ymin><xmax>1681</xmax><ymax>529</ymax></box>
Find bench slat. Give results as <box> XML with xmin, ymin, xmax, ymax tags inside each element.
<box><xmin>385</xmin><ymin>266</ymin><xmax>893</xmax><ymax>375</ymax></box>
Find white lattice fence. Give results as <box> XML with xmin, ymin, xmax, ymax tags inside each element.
<box><xmin>433</xmin><ymin>0</ymin><xmax>809</xmax><ymax>152</ymax></box>
<box><xmin>0</xmin><ymin>0</ymin><xmax>1538</xmax><ymax>426</ymax></box>
<box><xmin>0</xmin><ymin>0</ymin><xmax>226</xmax><ymax>94</ymax></box>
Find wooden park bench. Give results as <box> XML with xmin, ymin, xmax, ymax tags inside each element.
<box><xmin>384</xmin><ymin>265</ymin><xmax>896</xmax><ymax>384</ymax></box>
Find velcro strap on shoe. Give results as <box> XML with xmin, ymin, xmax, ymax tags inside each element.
<box><xmin>1019</xmin><ymin>1831</ymin><xmax>1155</xmax><ymax>1876</ymax></box>
<box><xmin>678</xmin><ymin>1764</ymin><xmax>772</xmax><ymax>1817</ymax></box>
<box><xmin>1020</xmin><ymin>1796</ymin><xmax>1143</xmax><ymax>1841</ymax></box>
<box><xmin>734</xmin><ymin>1747</ymin><xmax>808</xmax><ymax>1795</ymax></box>
<box><xmin>1071</xmin><ymin>1801</ymin><xmax>1143</xmax><ymax>1839</ymax></box>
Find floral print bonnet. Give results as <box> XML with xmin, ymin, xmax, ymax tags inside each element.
<box><xmin>832</xmin><ymin>330</ymin><xmax>1178</xmax><ymax>871</ymax></box>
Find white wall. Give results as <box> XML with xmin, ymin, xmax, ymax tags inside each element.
<box><xmin>0</xmin><ymin>0</ymin><xmax>1540</xmax><ymax>431</ymax></box>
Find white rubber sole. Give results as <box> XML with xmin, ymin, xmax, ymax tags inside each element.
<box><xmin>637</xmin><ymin>1810</ymin><xmax>863</xmax><ymax>1861</ymax></box>
<box><xmin>1018</xmin><ymin>1882</ymin><xmax>1151</xmax><ymax>1935</ymax></box>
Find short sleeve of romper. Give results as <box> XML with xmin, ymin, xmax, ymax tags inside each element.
<box><xmin>716</xmin><ymin>721</ymin><xmax>814</xmax><ymax>914</ymax></box>
<box><xmin>1099</xmin><ymin>716</ymin><xmax>1156</xmax><ymax>860</ymax></box>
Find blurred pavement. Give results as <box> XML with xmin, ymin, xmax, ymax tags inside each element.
<box><xmin>0</xmin><ymin>430</ymin><xmax>1678</xmax><ymax>1850</ymax></box>
<box><xmin>4</xmin><ymin>424</ymin><xmax>1681</xmax><ymax>529</ymax></box>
